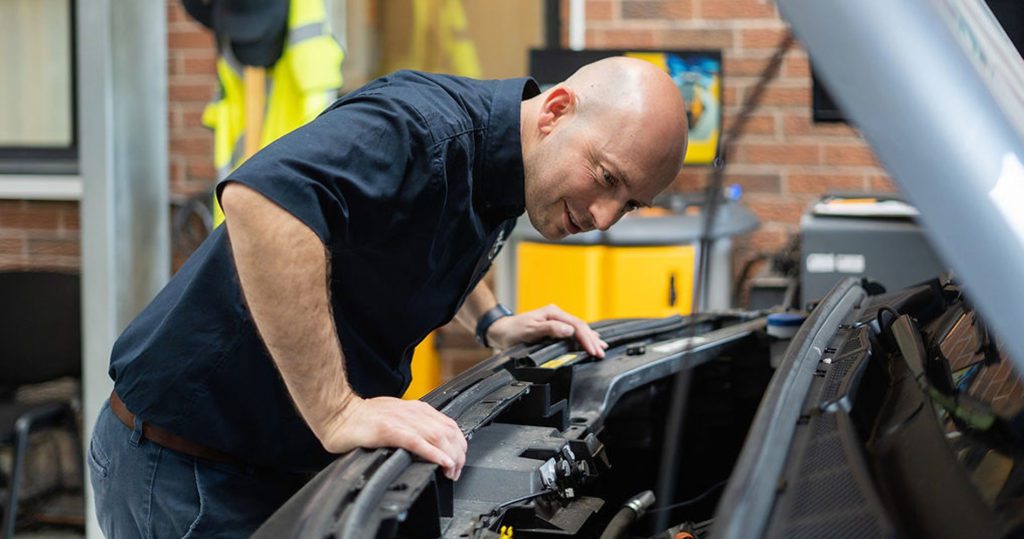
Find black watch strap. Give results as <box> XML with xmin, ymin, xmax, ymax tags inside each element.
<box><xmin>475</xmin><ymin>303</ymin><xmax>513</xmax><ymax>348</ymax></box>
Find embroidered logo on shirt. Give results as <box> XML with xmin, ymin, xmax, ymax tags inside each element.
<box><xmin>488</xmin><ymin>229</ymin><xmax>507</xmax><ymax>262</ymax></box>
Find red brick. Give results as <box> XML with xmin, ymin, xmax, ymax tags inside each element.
<box><xmin>758</xmin><ymin>86</ymin><xmax>810</xmax><ymax>107</ymax></box>
<box><xmin>0</xmin><ymin>257</ymin><xmax>29</xmax><ymax>271</ymax></box>
<box><xmin>1008</xmin><ymin>379</ymin><xmax>1024</xmax><ymax>413</ymax></box>
<box><xmin>724</xmin><ymin>56</ymin><xmax>771</xmax><ymax>77</ymax></box>
<box><xmin>701</xmin><ymin>0</ymin><xmax>777</xmax><ymax>20</ymax></box>
<box><xmin>657</xmin><ymin>28</ymin><xmax>733</xmax><ymax>49</ymax></box>
<box><xmin>586</xmin><ymin>0</ymin><xmax>616</xmax><ymax>21</ymax></box>
<box><xmin>0</xmin><ymin>208</ymin><xmax>61</xmax><ymax>231</ymax></box>
<box><xmin>177</xmin><ymin>179</ymin><xmax>217</xmax><ymax>198</ymax></box>
<box><xmin>787</xmin><ymin>173</ymin><xmax>866</xmax><ymax>194</ymax></box>
<box><xmin>182</xmin><ymin>55</ymin><xmax>217</xmax><ymax>76</ymax></box>
<box><xmin>186</xmin><ymin>160</ymin><xmax>217</xmax><ymax>182</ymax></box>
<box><xmin>0</xmin><ymin>238</ymin><xmax>24</xmax><ymax>255</ymax></box>
<box><xmin>723</xmin><ymin>85</ymin><xmax>742</xmax><ymax>107</ymax></box>
<box><xmin>585</xmin><ymin>29</ymin><xmax>658</xmax><ymax>48</ymax></box>
<box><xmin>0</xmin><ymin>201</ymin><xmax>25</xmax><ymax>214</ymax></box>
<box><xmin>724</xmin><ymin>113</ymin><xmax>775</xmax><ymax>136</ymax></box>
<box><xmin>725</xmin><ymin>173</ymin><xmax>781</xmax><ymax>194</ymax></box>
<box><xmin>20</xmin><ymin>255</ymin><xmax>79</xmax><ymax>271</ymax></box>
<box><xmin>167</xmin><ymin>0</ymin><xmax>188</xmax><ymax>23</ymax></box>
<box><xmin>746</xmin><ymin>196</ymin><xmax>810</xmax><ymax>225</ymax></box>
<box><xmin>181</xmin><ymin>108</ymin><xmax>209</xmax><ymax>129</ymax></box>
<box><xmin>172</xmin><ymin>127</ymin><xmax>214</xmax><ymax>142</ymax></box>
<box><xmin>869</xmin><ymin>175</ymin><xmax>898</xmax><ymax>193</ymax></box>
<box><xmin>783</xmin><ymin>113</ymin><xmax>858</xmax><ymax>138</ymax></box>
<box><xmin>994</xmin><ymin>362</ymin><xmax>1012</xmax><ymax>383</ymax></box>
<box><xmin>170</xmin><ymin>136</ymin><xmax>214</xmax><ymax>157</ymax></box>
<box><xmin>622</xmin><ymin>0</ymin><xmax>693</xmax><ymax>19</ymax></box>
<box><xmin>824</xmin><ymin>144</ymin><xmax>879</xmax><ymax>167</ymax></box>
<box><xmin>169</xmin><ymin>80</ymin><xmax>214</xmax><ymax>102</ymax></box>
<box><xmin>168</xmin><ymin>55</ymin><xmax>184</xmax><ymax>77</ymax></box>
<box><xmin>167</xmin><ymin>28</ymin><xmax>215</xmax><ymax>50</ymax></box>
<box><xmin>59</xmin><ymin>206</ymin><xmax>80</xmax><ymax>231</ymax></box>
<box><xmin>168</xmin><ymin>107</ymin><xmax>181</xmax><ymax>130</ymax></box>
<box><xmin>34</xmin><ymin>201</ymin><xmax>77</xmax><ymax>214</ymax></box>
<box><xmin>27</xmin><ymin>239</ymin><xmax>80</xmax><ymax>257</ymax></box>
<box><xmin>675</xmin><ymin>169</ymin><xmax>708</xmax><ymax>191</ymax></box>
<box><xmin>740</xmin><ymin>28</ymin><xmax>790</xmax><ymax>50</ymax></box>
<box><xmin>742</xmin><ymin>143</ymin><xmax>819</xmax><ymax>165</ymax></box>
<box><xmin>169</xmin><ymin>159</ymin><xmax>186</xmax><ymax>185</ymax></box>
<box><xmin>785</xmin><ymin>54</ymin><xmax>811</xmax><ymax>78</ymax></box>
<box><xmin>745</xmin><ymin>226</ymin><xmax>791</xmax><ymax>252</ymax></box>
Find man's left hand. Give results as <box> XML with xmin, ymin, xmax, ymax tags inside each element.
<box><xmin>485</xmin><ymin>304</ymin><xmax>609</xmax><ymax>358</ymax></box>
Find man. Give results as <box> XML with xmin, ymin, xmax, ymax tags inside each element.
<box><xmin>89</xmin><ymin>57</ymin><xmax>687</xmax><ymax>536</ymax></box>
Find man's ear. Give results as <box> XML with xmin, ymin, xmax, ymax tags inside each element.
<box><xmin>537</xmin><ymin>86</ymin><xmax>576</xmax><ymax>136</ymax></box>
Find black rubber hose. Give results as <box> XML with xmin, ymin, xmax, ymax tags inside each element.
<box><xmin>599</xmin><ymin>490</ymin><xmax>656</xmax><ymax>539</ymax></box>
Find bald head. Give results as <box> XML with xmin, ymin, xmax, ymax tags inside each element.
<box><xmin>562</xmin><ymin>57</ymin><xmax>688</xmax><ymax>184</ymax></box>
<box><xmin>519</xmin><ymin>57</ymin><xmax>690</xmax><ymax>239</ymax></box>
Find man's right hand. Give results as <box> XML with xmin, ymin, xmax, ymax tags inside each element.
<box><xmin>321</xmin><ymin>396</ymin><xmax>467</xmax><ymax>481</ymax></box>
<box><xmin>222</xmin><ymin>183</ymin><xmax>466</xmax><ymax>481</ymax></box>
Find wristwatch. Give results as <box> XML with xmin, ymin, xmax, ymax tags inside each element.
<box><xmin>475</xmin><ymin>303</ymin><xmax>513</xmax><ymax>348</ymax></box>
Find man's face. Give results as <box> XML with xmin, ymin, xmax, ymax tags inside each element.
<box><xmin>523</xmin><ymin>115</ymin><xmax>673</xmax><ymax>241</ymax></box>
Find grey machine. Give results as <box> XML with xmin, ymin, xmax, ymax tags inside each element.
<box><xmin>799</xmin><ymin>194</ymin><xmax>948</xmax><ymax>306</ymax></box>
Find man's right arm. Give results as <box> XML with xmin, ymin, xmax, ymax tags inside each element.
<box><xmin>220</xmin><ymin>182</ymin><xmax>466</xmax><ymax>480</ymax></box>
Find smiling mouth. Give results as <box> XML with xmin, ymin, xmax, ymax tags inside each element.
<box><xmin>564</xmin><ymin>201</ymin><xmax>583</xmax><ymax>234</ymax></box>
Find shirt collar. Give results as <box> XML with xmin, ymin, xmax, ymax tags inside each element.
<box><xmin>478</xmin><ymin>77</ymin><xmax>540</xmax><ymax>223</ymax></box>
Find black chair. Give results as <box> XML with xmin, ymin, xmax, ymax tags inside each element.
<box><xmin>0</xmin><ymin>271</ymin><xmax>82</xmax><ymax>538</ymax></box>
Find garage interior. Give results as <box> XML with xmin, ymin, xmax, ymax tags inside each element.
<box><xmin>1</xmin><ymin>0</ymin><xmax>1023</xmax><ymax>537</ymax></box>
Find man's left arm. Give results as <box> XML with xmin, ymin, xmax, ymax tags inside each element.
<box><xmin>455</xmin><ymin>283</ymin><xmax>608</xmax><ymax>358</ymax></box>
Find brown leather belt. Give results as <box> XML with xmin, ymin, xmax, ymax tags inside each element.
<box><xmin>109</xmin><ymin>391</ymin><xmax>241</xmax><ymax>466</ymax></box>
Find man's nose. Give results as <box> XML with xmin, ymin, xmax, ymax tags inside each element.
<box><xmin>589</xmin><ymin>199</ymin><xmax>621</xmax><ymax>231</ymax></box>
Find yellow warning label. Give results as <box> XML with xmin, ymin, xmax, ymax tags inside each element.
<box><xmin>540</xmin><ymin>352</ymin><xmax>583</xmax><ymax>369</ymax></box>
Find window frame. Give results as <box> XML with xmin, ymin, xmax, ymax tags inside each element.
<box><xmin>0</xmin><ymin>0</ymin><xmax>80</xmax><ymax>197</ymax></box>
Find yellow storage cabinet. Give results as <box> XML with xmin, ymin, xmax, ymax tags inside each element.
<box><xmin>518</xmin><ymin>242</ymin><xmax>695</xmax><ymax>321</ymax></box>
<box><xmin>515</xmin><ymin>205</ymin><xmax>758</xmax><ymax>321</ymax></box>
<box><xmin>517</xmin><ymin>243</ymin><xmax>605</xmax><ymax>321</ymax></box>
<box><xmin>603</xmin><ymin>245</ymin><xmax>695</xmax><ymax>319</ymax></box>
<box><xmin>403</xmin><ymin>332</ymin><xmax>440</xmax><ymax>400</ymax></box>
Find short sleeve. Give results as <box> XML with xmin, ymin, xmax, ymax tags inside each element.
<box><xmin>216</xmin><ymin>89</ymin><xmax>432</xmax><ymax>249</ymax></box>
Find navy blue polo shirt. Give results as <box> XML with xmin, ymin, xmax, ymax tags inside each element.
<box><xmin>109</xmin><ymin>71</ymin><xmax>540</xmax><ymax>472</ymax></box>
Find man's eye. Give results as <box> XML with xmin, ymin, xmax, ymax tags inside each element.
<box><xmin>603</xmin><ymin>169</ymin><xmax>617</xmax><ymax>186</ymax></box>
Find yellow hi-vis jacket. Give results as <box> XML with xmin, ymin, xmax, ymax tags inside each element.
<box><xmin>203</xmin><ymin>0</ymin><xmax>344</xmax><ymax>227</ymax></box>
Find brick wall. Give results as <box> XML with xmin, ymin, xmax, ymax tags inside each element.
<box><xmin>167</xmin><ymin>0</ymin><xmax>218</xmax><ymax>198</ymax></box>
<box><xmin>581</xmin><ymin>0</ymin><xmax>896</xmax><ymax>278</ymax></box>
<box><xmin>0</xmin><ymin>200</ymin><xmax>79</xmax><ymax>270</ymax></box>
<box><xmin>3</xmin><ymin>0</ymin><xmax>898</xmax><ymax>283</ymax></box>
<box><xmin>2</xmin><ymin>1</ymin><xmax>1021</xmax><ymax>412</ymax></box>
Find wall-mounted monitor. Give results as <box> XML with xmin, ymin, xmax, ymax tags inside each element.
<box><xmin>530</xmin><ymin>49</ymin><xmax>723</xmax><ymax>166</ymax></box>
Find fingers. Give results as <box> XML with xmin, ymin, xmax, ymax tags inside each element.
<box><xmin>396</xmin><ymin>401</ymin><xmax>465</xmax><ymax>480</ymax></box>
<box><xmin>339</xmin><ymin>397</ymin><xmax>467</xmax><ymax>481</ymax></box>
<box><xmin>539</xmin><ymin>305</ymin><xmax>606</xmax><ymax>358</ymax></box>
<box><xmin>414</xmin><ymin>401</ymin><xmax>467</xmax><ymax>480</ymax></box>
<box><xmin>492</xmin><ymin>304</ymin><xmax>609</xmax><ymax>358</ymax></box>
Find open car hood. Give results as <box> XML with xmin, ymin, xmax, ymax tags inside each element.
<box><xmin>776</xmin><ymin>0</ymin><xmax>1024</xmax><ymax>376</ymax></box>
<box><xmin>257</xmin><ymin>279</ymin><xmax>1022</xmax><ymax>537</ymax></box>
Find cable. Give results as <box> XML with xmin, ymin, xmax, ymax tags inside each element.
<box><xmin>647</xmin><ymin>480</ymin><xmax>728</xmax><ymax>514</ymax></box>
<box><xmin>656</xmin><ymin>31</ymin><xmax>796</xmax><ymax>535</ymax></box>
<box><xmin>490</xmin><ymin>488</ymin><xmax>557</xmax><ymax>513</ymax></box>
<box><xmin>477</xmin><ymin>488</ymin><xmax>558</xmax><ymax>535</ymax></box>
<box><xmin>599</xmin><ymin>490</ymin><xmax>657</xmax><ymax>539</ymax></box>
